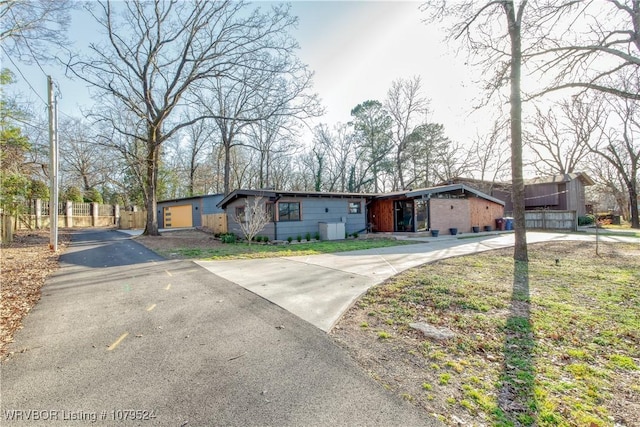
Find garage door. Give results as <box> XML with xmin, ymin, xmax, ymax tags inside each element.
<box><xmin>163</xmin><ymin>205</ymin><xmax>193</xmax><ymax>228</ymax></box>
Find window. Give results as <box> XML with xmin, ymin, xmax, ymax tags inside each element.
<box><xmin>348</xmin><ymin>201</ymin><xmax>361</xmax><ymax>214</ymax></box>
<box><xmin>264</xmin><ymin>202</ymin><xmax>274</xmax><ymax>221</ymax></box>
<box><xmin>235</xmin><ymin>206</ymin><xmax>245</xmax><ymax>222</ymax></box>
<box><xmin>278</xmin><ymin>202</ymin><xmax>300</xmax><ymax>221</ymax></box>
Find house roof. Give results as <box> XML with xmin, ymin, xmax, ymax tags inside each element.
<box><xmin>217</xmin><ymin>189</ymin><xmax>375</xmax><ymax>208</ymax></box>
<box><xmin>158</xmin><ymin>194</ymin><xmax>224</xmax><ymax>204</ymax></box>
<box><xmin>372</xmin><ymin>184</ymin><xmax>506</xmax><ymax>206</ymax></box>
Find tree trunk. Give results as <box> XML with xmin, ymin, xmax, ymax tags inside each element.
<box><xmin>143</xmin><ymin>127</ymin><xmax>160</xmax><ymax>236</ymax></box>
<box><xmin>188</xmin><ymin>150</ymin><xmax>196</xmax><ymax>197</ymax></box>
<box><xmin>396</xmin><ymin>149</ymin><xmax>405</xmax><ymax>190</ymax></box>
<box><xmin>628</xmin><ymin>183</ymin><xmax>639</xmax><ymax>229</ymax></box>
<box><xmin>505</xmin><ymin>1</ymin><xmax>528</xmax><ymax>262</ymax></box>
<box><xmin>223</xmin><ymin>138</ymin><xmax>232</xmax><ymax>195</ymax></box>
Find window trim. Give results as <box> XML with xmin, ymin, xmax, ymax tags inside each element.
<box><xmin>235</xmin><ymin>205</ymin><xmax>246</xmax><ymax>222</ymax></box>
<box><xmin>348</xmin><ymin>201</ymin><xmax>362</xmax><ymax>214</ymax></box>
<box><xmin>277</xmin><ymin>201</ymin><xmax>301</xmax><ymax>222</ymax></box>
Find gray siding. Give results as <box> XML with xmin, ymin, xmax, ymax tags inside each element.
<box><xmin>157</xmin><ymin>194</ymin><xmax>224</xmax><ymax>228</ymax></box>
<box><xmin>224</xmin><ymin>196</ymin><xmax>367</xmax><ymax>241</ymax></box>
<box><xmin>566</xmin><ymin>179</ymin><xmax>587</xmax><ymax>216</ymax></box>
<box><xmin>225</xmin><ymin>198</ymin><xmax>275</xmax><ymax>239</ymax></box>
<box><xmin>525</xmin><ymin>183</ymin><xmax>559</xmax><ymax>208</ymax></box>
<box><xmin>202</xmin><ymin>195</ymin><xmax>224</xmax><ymax>214</ymax></box>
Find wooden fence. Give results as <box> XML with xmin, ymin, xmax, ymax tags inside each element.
<box><xmin>525</xmin><ymin>210</ymin><xmax>577</xmax><ymax>231</ymax></box>
<box><xmin>202</xmin><ymin>213</ymin><xmax>228</xmax><ymax>234</ymax></box>
<box><xmin>119</xmin><ymin>211</ymin><xmax>147</xmax><ymax>230</ymax></box>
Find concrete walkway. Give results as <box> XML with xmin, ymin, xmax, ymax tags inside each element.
<box><xmin>196</xmin><ymin>231</ymin><xmax>638</xmax><ymax>332</ymax></box>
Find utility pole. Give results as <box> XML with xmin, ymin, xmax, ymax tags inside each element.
<box><xmin>48</xmin><ymin>76</ymin><xmax>59</xmax><ymax>251</ymax></box>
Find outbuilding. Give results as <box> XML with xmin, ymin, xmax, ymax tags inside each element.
<box><xmin>157</xmin><ymin>194</ymin><xmax>224</xmax><ymax>229</ymax></box>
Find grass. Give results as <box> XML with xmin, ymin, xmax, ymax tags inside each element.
<box><xmin>157</xmin><ymin>238</ymin><xmax>419</xmax><ymax>260</ymax></box>
<box><xmin>334</xmin><ymin>241</ymin><xmax>640</xmax><ymax>426</ymax></box>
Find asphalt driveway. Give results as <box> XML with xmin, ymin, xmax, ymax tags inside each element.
<box><xmin>1</xmin><ymin>229</ymin><xmax>439</xmax><ymax>426</ymax></box>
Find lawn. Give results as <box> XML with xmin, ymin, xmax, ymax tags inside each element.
<box><xmin>332</xmin><ymin>241</ymin><xmax>639</xmax><ymax>426</ymax></box>
<box><xmin>136</xmin><ymin>230</ymin><xmax>420</xmax><ymax>260</ymax></box>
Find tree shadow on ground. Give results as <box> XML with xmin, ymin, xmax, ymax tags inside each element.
<box><xmin>498</xmin><ymin>260</ymin><xmax>537</xmax><ymax>425</ymax></box>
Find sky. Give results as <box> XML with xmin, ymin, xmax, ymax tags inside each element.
<box><xmin>7</xmin><ymin>1</ymin><xmax>488</xmax><ymax>147</ymax></box>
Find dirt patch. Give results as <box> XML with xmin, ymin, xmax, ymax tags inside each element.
<box><xmin>1</xmin><ymin>230</ymin><xmax>69</xmax><ymax>359</ymax></box>
<box><xmin>134</xmin><ymin>228</ymin><xmax>222</xmax><ymax>257</ymax></box>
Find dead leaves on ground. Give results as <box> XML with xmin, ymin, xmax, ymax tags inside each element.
<box><xmin>1</xmin><ymin>231</ymin><xmax>67</xmax><ymax>359</ymax></box>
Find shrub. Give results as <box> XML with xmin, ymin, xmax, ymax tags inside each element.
<box><xmin>578</xmin><ymin>215</ymin><xmax>595</xmax><ymax>226</ymax></box>
<box><xmin>254</xmin><ymin>235</ymin><xmax>262</xmax><ymax>243</ymax></box>
<box><xmin>287</xmin><ymin>236</ymin><xmax>293</xmax><ymax>243</ymax></box>
<box><xmin>352</xmin><ymin>232</ymin><xmax>359</xmax><ymax>238</ymax></box>
<box><xmin>314</xmin><ymin>232</ymin><xmax>321</xmax><ymax>241</ymax></box>
<box><xmin>262</xmin><ymin>236</ymin><xmax>269</xmax><ymax>243</ymax></box>
<box><xmin>305</xmin><ymin>232</ymin><xmax>311</xmax><ymax>241</ymax></box>
<box><xmin>221</xmin><ymin>233</ymin><xmax>236</xmax><ymax>244</ymax></box>
<box><xmin>296</xmin><ymin>235</ymin><xmax>302</xmax><ymax>242</ymax></box>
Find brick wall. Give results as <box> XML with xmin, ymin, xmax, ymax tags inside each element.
<box><xmin>430</xmin><ymin>198</ymin><xmax>470</xmax><ymax>234</ymax></box>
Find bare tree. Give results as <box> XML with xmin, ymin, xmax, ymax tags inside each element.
<box><xmin>533</xmin><ymin>0</ymin><xmax>640</xmax><ymax>101</ymax></box>
<box><xmin>246</xmin><ymin>113</ymin><xmax>301</xmax><ymax>189</ymax></box>
<box><xmin>233</xmin><ymin>196</ymin><xmax>271</xmax><ymax>244</ymax></box>
<box><xmin>311</xmin><ymin>123</ymin><xmax>356</xmax><ymax>192</ymax></box>
<box><xmin>434</xmin><ymin>140</ymin><xmax>475</xmax><ymax>184</ymax></box>
<box><xmin>384</xmin><ymin>76</ymin><xmax>430</xmax><ymax>190</ymax></box>
<box><xmin>58</xmin><ymin>116</ymin><xmax>114</xmax><ymax>193</ymax></box>
<box><xmin>173</xmin><ymin>116</ymin><xmax>218</xmax><ymax>197</ymax></box>
<box><xmin>525</xmin><ymin>98</ymin><xmax>604</xmax><ymax>175</ymax></box>
<box><xmin>0</xmin><ymin>0</ymin><xmax>72</xmax><ymax>63</ymax></box>
<box><xmin>471</xmin><ymin>119</ymin><xmax>511</xmax><ymax>186</ymax></box>
<box><xmin>587</xmin><ymin>154</ymin><xmax>632</xmax><ymax>220</ymax></box>
<box><xmin>67</xmin><ymin>1</ymin><xmax>307</xmax><ymax>235</ymax></box>
<box><xmin>592</xmin><ymin>90</ymin><xmax>640</xmax><ymax>228</ymax></box>
<box><xmin>194</xmin><ymin>31</ymin><xmax>321</xmax><ymax>196</ymax></box>
<box><xmin>423</xmin><ymin>0</ymin><xmax>547</xmax><ymax>262</ymax></box>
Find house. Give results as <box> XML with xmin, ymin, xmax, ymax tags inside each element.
<box><xmin>367</xmin><ymin>184</ymin><xmax>505</xmax><ymax>234</ymax></box>
<box><xmin>217</xmin><ymin>189</ymin><xmax>371</xmax><ymax>241</ymax></box>
<box><xmin>523</xmin><ymin>173</ymin><xmax>594</xmax><ymax>216</ymax></box>
<box><xmin>445</xmin><ymin>172</ymin><xmax>594</xmax><ymax>217</ymax></box>
<box><xmin>218</xmin><ymin>185</ymin><xmax>504</xmax><ymax>239</ymax></box>
<box><xmin>158</xmin><ymin>194</ymin><xmax>224</xmax><ymax>228</ymax></box>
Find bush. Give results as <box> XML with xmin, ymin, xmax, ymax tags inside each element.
<box><xmin>305</xmin><ymin>232</ymin><xmax>311</xmax><ymax>241</ymax></box>
<box><xmin>221</xmin><ymin>233</ymin><xmax>237</xmax><ymax>244</ymax></box>
<box><xmin>296</xmin><ymin>235</ymin><xmax>302</xmax><ymax>242</ymax></box>
<box><xmin>287</xmin><ymin>236</ymin><xmax>293</xmax><ymax>243</ymax></box>
<box><xmin>578</xmin><ymin>215</ymin><xmax>595</xmax><ymax>226</ymax></box>
<box><xmin>352</xmin><ymin>232</ymin><xmax>359</xmax><ymax>238</ymax></box>
<box><xmin>262</xmin><ymin>236</ymin><xmax>269</xmax><ymax>243</ymax></box>
<box><xmin>314</xmin><ymin>232</ymin><xmax>321</xmax><ymax>241</ymax></box>
<box><xmin>254</xmin><ymin>235</ymin><xmax>262</xmax><ymax>243</ymax></box>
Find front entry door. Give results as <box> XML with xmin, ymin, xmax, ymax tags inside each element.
<box><xmin>394</xmin><ymin>200</ymin><xmax>414</xmax><ymax>232</ymax></box>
